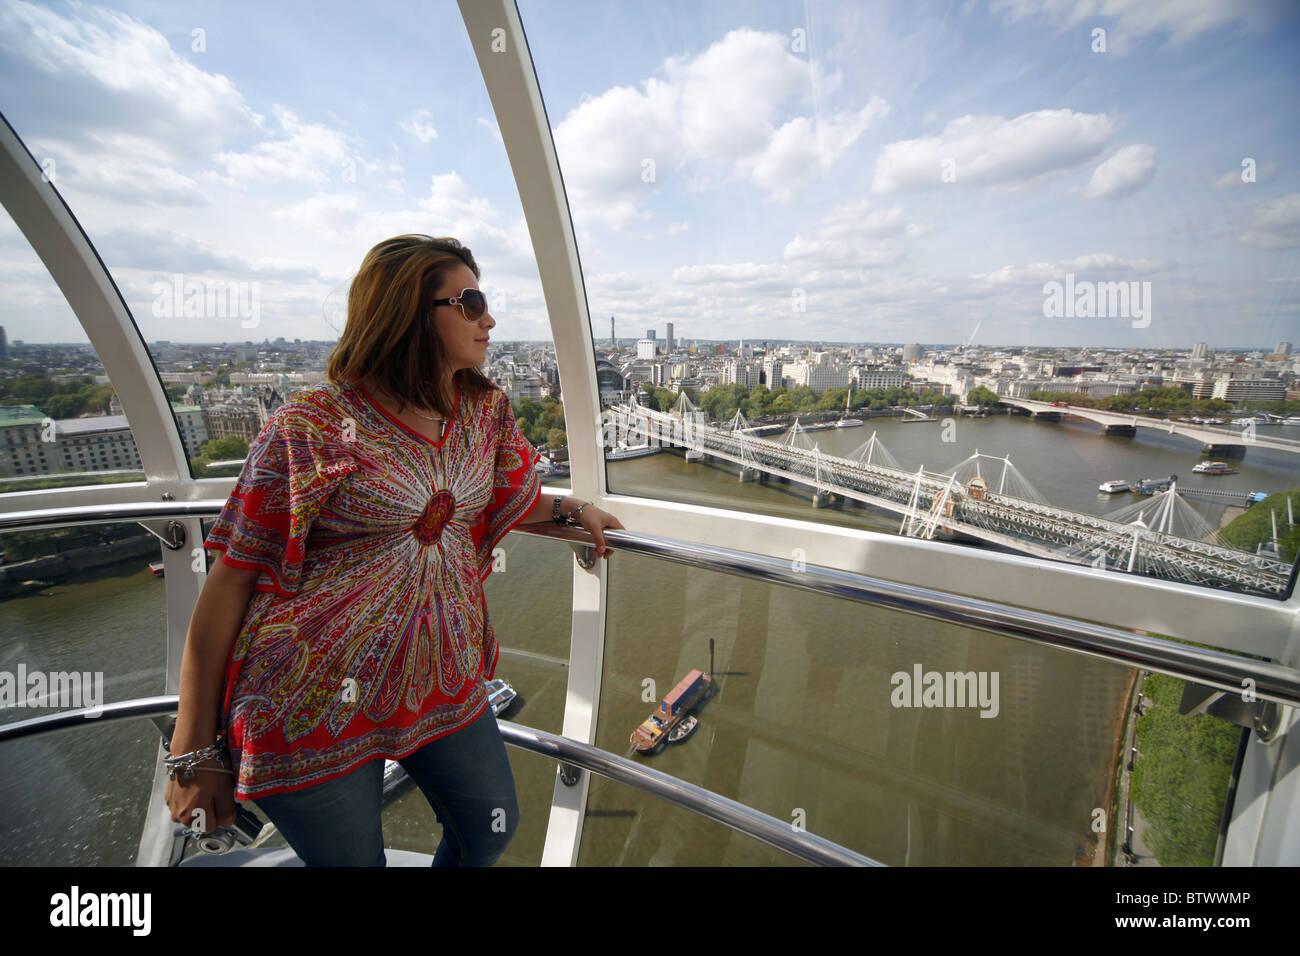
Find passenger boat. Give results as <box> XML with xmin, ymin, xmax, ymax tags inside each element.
<box><xmin>1193</xmin><ymin>461</ymin><xmax>1238</xmax><ymax>475</ymax></box>
<box><xmin>836</xmin><ymin>390</ymin><xmax>863</xmax><ymax>428</ymax></box>
<box><xmin>535</xmin><ymin>457</ymin><xmax>570</xmax><ymax>478</ymax></box>
<box><xmin>1098</xmin><ymin>480</ymin><xmax>1130</xmax><ymax>493</ymax></box>
<box><xmin>148</xmin><ymin>560</ymin><xmax>165</xmax><ymax>576</ymax></box>
<box><xmin>631</xmin><ymin>641</ymin><xmax>713</xmax><ymax>754</ymax></box>
<box><xmin>605</xmin><ymin>440</ymin><xmax>661</xmax><ymax>461</ymax></box>
<box><xmin>1135</xmin><ymin>476</ymin><xmax>1175</xmax><ymax>494</ymax></box>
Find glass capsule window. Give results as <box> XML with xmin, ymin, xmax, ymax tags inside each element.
<box><xmin>519</xmin><ymin>0</ymin><xmax>1300</xmax><ymax>600</ymax></box>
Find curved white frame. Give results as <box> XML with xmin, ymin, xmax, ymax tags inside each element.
<box><xmin>0</xmin><ymin>0</ymin><xmax>1296</xmax><ymax>864</ymax></box>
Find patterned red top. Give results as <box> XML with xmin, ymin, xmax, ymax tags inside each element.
<box><xmin>204</xmin><ymin>380</ymin><xmax>541</xmax><ymax>798</ymax></box>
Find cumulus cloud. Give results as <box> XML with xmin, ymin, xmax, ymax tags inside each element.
<box><xmin>781</xmin><ymin>199</ymin><xmax>925</xmax><ymax>269</ymax></box>
<box><xmin>1241</xmin><ymin>193</ymin><xmax>1300</xmax><ymax>249</ymax></box>
<box><xmin>215</xmin><ymin>107</ymin><xmax>357</xmax><ymax>186</ymax></box>
<box><xmin>0</xmin><ymin>0</ymin><xmax>262</xmax><ymax>203</ymax></box>
<box><xmin>553</xmin><ymin>28</ymin><xmax>887</xmax><ymax>226</ymax></box>
<box><xmin>742</xmin><ymin>97</ymin><xmax>890</xmax><ymax>203</ymax></box>
<box><xmin>1081</xmin><ymin>144</ymin><xmax>1156</xmax><ymax>199</ymax></box>
<box><xmin>871</xmin><ymin>109</ymin><xmax>1114</xmax><ymax>192</ymax></box>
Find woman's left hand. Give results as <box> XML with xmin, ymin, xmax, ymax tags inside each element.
<box><xmin>573</xmin><ymin>504</ymin><xmax>624</xmax><ymax>559</ymax></box>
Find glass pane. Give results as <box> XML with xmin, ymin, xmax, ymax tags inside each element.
<box><xmin>0</xmin><ymin>718</ymin><xmax>158</xmax><ymax>865</ymax></box>
<box><xmin>582</xmin><ymin>550</ymin><xmax>1154</xmax><ymax>866</ymax></box>
<box><xmin>1</xmin><ymin>0</ymin><xmax>563</xmax><ymax>480</ymax></box>
<box><xmin>0</xmin><ymin>523</ymin><xmax>168</xmax><ymax>722</ymax></box>
<box><xmin>520</xmin><ymin>0</ymin><xmax>1300</xmax><ymax>598</ymax></box>
<box><xmin>1126</xmin><ymin>673</ymin><xmax>1247</xmax><ymax>867</ymax></box>
<box><xmin>0</xmin><ymin>205</ymin><xmax>152</xmax><ymax>491</ymax></box>
<box><xmin>0</xmin><ymin>517</ymin><xmax>168</xmax><ymax>865</ymax></box>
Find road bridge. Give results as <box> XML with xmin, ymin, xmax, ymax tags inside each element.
<box><xmin>1000</xmin><ymin>399</ymin><xmax>1300</xmax><ymax>458</ymax></box>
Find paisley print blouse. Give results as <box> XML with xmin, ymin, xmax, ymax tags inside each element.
<box><xmin>204</xmin><ymin>380</ymin><xmax>541</xmax><ymax>798</ymax></box>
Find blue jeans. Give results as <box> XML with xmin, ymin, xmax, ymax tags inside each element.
<box><xmin>232</xmin><ymin>705</ymin><xmax>520</xmax><ymax>866</ymax></box>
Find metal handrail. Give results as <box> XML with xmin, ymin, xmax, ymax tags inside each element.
<box><xmin>530</xmin><ymin>523</ymin><xmax>1300</xmax><ymax>708</ymax></box>
<box><xmin>2</xmin><ymin>501</ymin><xmax>1299</xmax><ymax>706</ymax></box>
<box><xmin>0</xmin><ymin>697</ymin><xmax>879</xmax><ymax>867</ymax></box>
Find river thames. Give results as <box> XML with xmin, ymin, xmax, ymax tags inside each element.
<box><xmin>2</xmin><ymin>412</ymin><xmax>1296</xmax><ymax>865</ymax></box>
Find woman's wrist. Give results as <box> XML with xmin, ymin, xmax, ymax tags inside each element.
<box><xmin>549</xmin><ymin>495</ymin><xmax>587</xmax><ymax>524</ymax></box>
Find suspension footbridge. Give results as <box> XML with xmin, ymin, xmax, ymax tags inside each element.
<box><xmin>605</xmin><ymin>396</ymin><xmax>1292</xmax><ymax>595</ymax></box>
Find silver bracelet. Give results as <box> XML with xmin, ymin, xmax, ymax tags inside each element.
<box><xmin>565</xmin><ymin>502</ymin><xmax>590</xmax><ymax>527</ymax></box>
<box><xmin>164</xmin><ymin>737</ymin><xmax>229</xmax><ymax>781</ymax></box>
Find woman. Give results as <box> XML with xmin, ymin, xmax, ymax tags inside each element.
<box><xmin>166</xmin><ymin>234</ymin><xmax>623</xmax><ymax>865</ymax></box>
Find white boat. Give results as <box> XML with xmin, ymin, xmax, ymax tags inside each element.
<box><xmin>1098</xmin><ymin>480</ymin><xmax>1130</xmax><ymax>493</ymax></box>
<box><xmin>485</xmin><ymin>678</ymin><xmax>517</xmax><ymax>716</ymax></box>
<box><xmin>605</xmin><ymin>441</ymin><xmax>661</xmax><ymax>461</ymax></box>
<box><xmin>667</xmin><ymin>714</ymin><xmax>699</xmax><ymax>743</ymax></box>
<box><xmin>836</xmin><ymin>390</ymin><xmax>864</xmax><ymax>428</ymax></box>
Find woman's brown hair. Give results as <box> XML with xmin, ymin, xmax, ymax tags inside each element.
<box><xmin>326</xmin><ymin>235</ymin><xmax>496</xmax><ymax>417</ymax></box>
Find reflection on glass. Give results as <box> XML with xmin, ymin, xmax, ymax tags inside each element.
<box><xmin>582</xmin><ymin>550</ymin><xmax>1154</xmax><ymax>866</ymax></box>
<box><xmin>518</xmin><ymin>0</ymin><xmax>1300</xmax><ymax>597</ymax></box>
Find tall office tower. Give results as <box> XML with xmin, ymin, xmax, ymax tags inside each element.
<box><xmin>1275</xmin><ymin>342</ymin><xmax>1292</xmax><ymax>356</ymax></box>
<box><xmin>645</xmin><ymin>329</ymin><xmax>656</xmax><ymax>341</ymax></box>
<box><xmin>1192</xmin><ymin>342</ymin><xmax>1209</xmax><ymax>361</ymax></box>
<box><xmin>666</xmin><ymin>322</ymin><xmax>674</xmax><ymax>353</ymax></box>
<box><xmin>0</xmin><ymin>325</ymin><xmax>7</xmax><ymax>361</ymax></box>
<box><xmin>610</xmin><ymin>316</ymin><xmax>615</xmax><ymax>346</ymax></box>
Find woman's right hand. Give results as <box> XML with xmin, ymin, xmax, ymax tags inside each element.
<box><xmin>166</xmin><ymin>760</ymin><xmax>237</xmax><ymax>834</ymax></box>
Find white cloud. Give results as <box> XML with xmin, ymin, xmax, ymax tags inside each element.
<box><xmin>780</xmin><ymin>198</ymin><xmax>925</xmax><ymax>271</ymax></box>
<box><xmin>1242</xmin><ymin>193</ymin><xmax>1300</xmax><ymax>249</ymax></box>
<box><xmin>989</xmin><ymin>0</ymin><xmax>1289</xmax><ymax>54</ymax></box>
<box><xmin>871</xmin><ymin>109</ymin><xmax>1114</xmax><ymax>192</ymax></box>
<box><xmin>742</xmin><ymin>97</ymin><xmax>890</xmax><ymax>203</ymax></box>
<box><xmin>971</xmin><ymin>253</ymin><xmax>1164</xmax><ymax>285</ymax></box>
<box><xmin>552</xmin><ymin>28</ymin><xmax>886</xmax><ymax>226</ymax></box>
<box><xmin>673</xmin><ymin>263</ymin><xmax>787</xmax><ymax>285</ymax></box>
<box><xmin>1081</xmin><ymin>144</ymin><xmax>1156</xmax><ymax>199</ymax></box>
<box><xmin>215</xmin><ymin>107</ymin><xmax>355</xmax><ymax>186</ymax></box>
<box><xmin>0</xmin><ymin>1</ymin><xmax>262</xmax><ymax>204</ymax></box>
<box><xmin>400</xmin><ymin>108</ymin><xmax>438</xmax><ymax>143</ymax></box>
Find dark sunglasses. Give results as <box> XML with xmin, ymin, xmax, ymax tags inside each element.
<box><xmin>432</xmin><ymin>288</ymin><xmax>488</xmax><ymax>321</ymax></box>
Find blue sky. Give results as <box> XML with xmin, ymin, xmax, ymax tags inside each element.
<box><xmin>1</xmin><ymin>0</ymin><xmax>1297</xmax><ymax>349</ymax></box>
